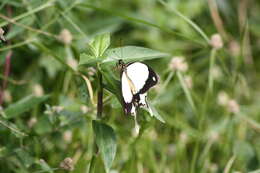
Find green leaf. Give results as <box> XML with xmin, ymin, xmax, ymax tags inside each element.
<box><xmin>103</xmin><ymin>46</ymin><xmax>170</xmax><ymax>63</ymax></box>
<box><xmin>145</xmin><ymin>101</ymin><xmax>165</xmax><ymax>123</ymax></box>
<box><xmin>15</xmin><ymin>148</ymin><xmax>34</xmax><ymax>168</ymax></box>
<box><xmin>89</xmin><ymin>33</ymin><xmax>110</xmax><ymax>58</ymax></box>
<box><xmin>36</xmin><ymin>159</ymin><xmax>54</xmax><ymax>173</ymax></box>
<box><xmin>78</xmin><ymin>53</ymin><xmax>99</xmax><ymax>66</ymax></box>
<box><xmin>4</xmin><ymin>95</ymin><xmax>49</xmax><ymax>119</ymax></box>
<box><xmin>92</xmin><ymin>120</ymin><xmax>117</xmax><ymax>173</ymax></box>
<box><xmin>101</xmin><ymin>66</ymin><xmax>121</xmax><ymax>99</ymax></box>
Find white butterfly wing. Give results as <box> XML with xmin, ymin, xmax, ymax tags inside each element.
<box><xmin>126</xmin><ymin>62</ymin><xmax>149</xmax><ymax>94</ymax></box>
<box><xmin>121</xmin><ymin>71</ymin><xmax>133</xmax><ymax>103</ymax></box>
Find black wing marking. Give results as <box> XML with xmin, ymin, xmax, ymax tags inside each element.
<box><xmin>138</xmin><ymin>65</ymin><xmax>158</xmax><ymax>94</ymax></box>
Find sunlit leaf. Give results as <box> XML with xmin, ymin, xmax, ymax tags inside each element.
<box><xmin>78</xmin><ymin>53</ymin><xmax>99</xmax><ymax>66</ymax></box>
<box><xmin>89</xmin><ymin>33</ymin><xmax>110</xmax><ymax>58</ymax></box>
<box><xmin>103</xmin><ymin>46</ymin><xmax>170</xmax><ymax>63</ymax></box>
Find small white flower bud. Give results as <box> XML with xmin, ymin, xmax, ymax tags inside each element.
<box><xmin>211</xmin><ymin>66</ymin><xmax>222</xmax><ymax>80</ymax></box>
<box><xmin>217</xmin><ymin>91</ymin><xmax>229</xmax><ymax>106</ymax></box>
<box><xmin>227</xmin><ymin>99</ymin><xmax>240</xmax><ymax>114</ymax></box>
<box><xmin>63</xmin><ymin>130</ymin><xmax>72</xmax><ymax>142</ymax></box>
<box><xmin>180</xmin><ymin>132</ymin><xmax>188</xmax><ymax>144</ymax></box>
<box><xmin>169</xmin><ymin>56</ymin><xmax>188</xmax><ymax>72</ymax></box>
<box><xmin>3</xmin><ymin>90</ymin><xmax>12</xmax><ymax>103</ymax></box>
<box><xmin>0</xmin><ymin>27</ymin><xmax>5</xmax><ymax>41</ymax></box>
<box><xmin>59</xmin><ymin>29</ymin><xmax>73</xmax><ymax>45</ymax></box>
<box><xmin>28</xmin><ymin>117</ymin><xmax>37</xmax><ymax>128</ymax></box>
<box><xmin>33</xmin><ymin>84</ymin><xmax>44</xmax><ymax>97</ymax></box>
<box><xmin>210</xmin><ymin>34</ymin><xmax>223</xmax><ymax>49</ymax></box>
<box><xmin>87</xmin><ymin>67</ymin><xmax>96</xmax><ymax>76</ymax></box>
<box><xmin>60</xmin><ymin>157</ymin><xmax>74</xmax><ymax>171</ymax></box>
<box><xmin>52</xmin><ymin>106</ymin><xmax>64</xmax><ymax>113</ymax></box>
<box><xmin>80</xmin><ymin>105</ymin><xmax>89</xmax><ymax>114</ymax></box>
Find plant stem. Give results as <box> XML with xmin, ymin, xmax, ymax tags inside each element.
<box><xmin>97</xmin><ymin>69</ymin><xmax>103</xmax><ymax>119</ymax></box>
<box><xmin>88</xmin><ymin>154</ymin><xmax>97</xmax><ymax>173</ymax></box>
<box><xmin>0</xmin><ymin>50</ymin><xmax>12</xmax><ymax>106</ymax></box>
<box><xmin>177</xmin><ymin>71</ymin><xmax>196</xmax><ymax>113</ymax></box>
<box><xmin>208</xmin><ymin>48</ymin><xmax>217</xmax><ymax>92</ymax></box>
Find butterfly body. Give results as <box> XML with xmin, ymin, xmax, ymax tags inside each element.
<box><xmin>119</xmin><ymin>60</ymin><xmax>158</xmax><ymax>115</ymax></box>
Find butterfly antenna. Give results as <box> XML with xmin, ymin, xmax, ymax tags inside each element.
<box><xmin>119</xmin><ymin>38</ymin><xmax>123</xmax><ymax>61</ymax></box>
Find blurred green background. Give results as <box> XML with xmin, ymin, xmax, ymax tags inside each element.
<box><xmin>0</xmin><ymin>0</ymin><xmax>260</xmax><ymax>172</ymax></box>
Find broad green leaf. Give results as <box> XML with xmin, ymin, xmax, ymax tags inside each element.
<box><xmin>78</xmin><ymin>53</ymin><xmax>99</xmax><ymax>66</ymax></box>
<box><xmin>89</xmin><ymin>33</ymin><xmax>110</xmax><ymax>58</ymax></box>
<box><xmin>4</xmin><ymin>95</ymin><xmax>49</xmax><ymax>119</ymax></box>
<box><xmin>92</xmin><ymin>120</ymin><xmax>117</xmax><ymax>173</ymax></box>
<box><xmin>15</xmin><ymin>148</ymin><xmax>34</xmax><ymax>168</ymax></box>
<box><xmin>103</xmin><ymin>46</ymin><xmax>170</xmax><ymax>63</ymax></box>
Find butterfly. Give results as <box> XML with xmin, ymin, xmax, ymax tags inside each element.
<box><xmin>118</xmin><ymin>60</ymin><xmax>158</xmax><ymax>115</ymax></box>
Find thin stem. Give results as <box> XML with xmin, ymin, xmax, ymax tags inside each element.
<box><xmin>97</xmin><ymin>69</ymin><xmax>103</xmax><ymax>119</ymax></box>
<box><xmin>0</xmin><ymin>14</ymin><xmax>58</xmax><ymax>39</ymax></box>
<box><xmin>88</xmin><ymin>153</ymin><xmax>97</xmax><ymax>173</ymax></box>
<box><xmin>208</xmin><ymin>49</ymin><xmax>217</xmax><ymax>92</ymax></box>
<box><xmin>177</xmin><ymin>71</ymin><xmax>196</xmax><ymax>113</ymax></box>
<box><xmin>0</xmin><ymin>50</ymin><xmax>12</xmax><ymax>105</ymax></box>
<box><xmin>0</xmin><ymin>118</ymin><xmax>27</xmax><ymax>137</ymax></box>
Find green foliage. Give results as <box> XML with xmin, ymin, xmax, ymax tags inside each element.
<box><xmin>92</xmin><ymin>120</ymin><xmax>117</xmax><ymax>173</ymax></box>
<box><xmin>0</xmin><ymin>0</ymin><xmax>260</xmax><ymax>173</ymax></box>
<box><xmin>4</xmin><ymin>95</ymin><xmax>49</xmax><ymax>119</ymax></box>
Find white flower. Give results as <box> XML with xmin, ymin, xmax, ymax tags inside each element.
<box><xmin>210</xmin><ymin>34</ymin><xmax>223</xmax><ymax>49</ymax></box>
<box><xmin>52</xmin><ymin>106</ymin><xmax>64</xmax><ymax>113</ymax></box>
<box><xmin>180</xmin><ymin>132</ymin><xmax>188</xmax><ymax>144</ymax></box>
<box><xmin>211</xmin><ymin>66</ymin><xmax>222</xmax><ymax>80</ymax></box>
<box><xmin>60</xmin><ymin>157</ymin><xmax>74</xmax><ymax>171</ymax></box>
<box><xmin>0</xmin><ymin>27</ymin><xmax>5</xmax><ymax>41</ymax></box>
<box><xmin>80</xmin><ymin>105</ymin><xmax>89</xmax><ymax>114</ymax></box>
<box><xmin>33</xmin><ymin>84</ymin><xmax>44</xmax><ymax>97</ymax></box>
<box><xmin>227</xmin><ymin>99</ymin><xmax>240</xmax><ymax>114</ymax></box>
<box><xmin>58</xmin><ymin>29</ymin><xmax>73</xmax><ymax>45</ymax></box>
<box><xmin>3</xmin><ymin>90</ymin><xmax>12</xmax><ymax>103</ymax></box>
<box><xmin>217</xmin><ymin>91</ymin><xmax>229</xmax><ymax>106</ymax></box>
<box><xmin>87</xmin><ymin>67</ymin><xmax>96</xmax><ymax>76</ymax></box>
<box><xmin>63</xmin><ymin>130</ymin><xmax>72</xmax><ymax>142</ymax></box>
<box><xmin>209</xmin><ymin>131</ymin><xmax>219</xmax><ymax>142</ymax></box>
<box><xmin>169</xmin><ymin>56</ymin><xmax>188</xmax><ymax>72</ymax></box>
<box><xmin>28</xmin><ymin>117</ymin><xmax>37</xmax><ymax>128</ymax></box>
